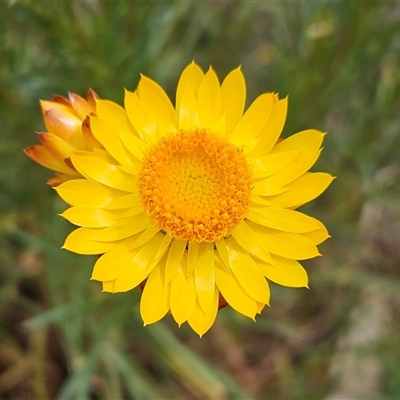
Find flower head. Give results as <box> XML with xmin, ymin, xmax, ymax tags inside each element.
<box><xmin>28</xmin><ymin>62</ymin><xmax>333</xmax><ymax>336</ymax></box>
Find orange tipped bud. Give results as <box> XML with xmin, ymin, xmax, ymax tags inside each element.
<box><xmin>68</xmin><ymin>92</ymin><xmax>95</xmax><ymax>120</ymax></box>
<box><xmin>87</xmin><ymin>89</ymin><xmax>100</xmax><ymax>108</ymax></box>
<box><xmin>82</xmin><ymin>116</ymin><xmax>103</xmax><ymax>150</ymax></box>
<box><xmin>24</xmin><ymin>145</ymin><xmax>75</xmax><ymax>175</ymax></box>
<box><xmin>43</xmin><ymin>108</ymin><xmax>86</xmax><ymax>149</ymax></box>
<box><xmin>37</xmin><ymin>132</ymin><xmax>77</xmax><ymax>165</ymax></box>
<box><xmin>27</xmin><ymin>91</ymin><xmax>102</xmax><ymax>184</ymax></box>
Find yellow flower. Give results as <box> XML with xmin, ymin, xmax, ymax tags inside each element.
<box><xmin>35</xmin><ymin>62</ymin><xmax>333</xmax><ymax>336</ymax></box>
<box><xmin>24</xmin><ymin>90</ymin><xmax>101</xmax><ymax>186</ymax></box>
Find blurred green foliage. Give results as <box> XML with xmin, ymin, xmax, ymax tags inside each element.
<box><xmin>1</xmin><ymin>1</ymin><xmax>400</xmax><ymax>399</ymax></box>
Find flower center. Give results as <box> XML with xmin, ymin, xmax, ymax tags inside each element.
<box><xmin>138</xmin><ymin>129</ymin><xmax>253</xmax><ymax>242</ymax></box>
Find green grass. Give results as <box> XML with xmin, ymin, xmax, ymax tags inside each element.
<box><xmin>1</xmin><ymin>1</ymin><xmax>400</xmax><ymax>399</ymax></box>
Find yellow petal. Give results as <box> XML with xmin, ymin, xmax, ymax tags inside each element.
<box><xmin>91</xmin><ymin>238</ymin><xmax>137</xmax><ymax>281</ymax></box>
<box><xmin>165</xmin><ymin>238</ymin><xmax>187</xmax><ymax>282</ymax></box>
<box><xmin>256</xmin><ymin>302</ymin><xmax>266</xmax><ymax>314</ymax></box>
<box><xmin>224</xmin><ymin>237</ymin><xmax>270</xmax><ymax>303</ymax></box>
<box><xmin>63</xmin><ymin>227</ymin><xmax>118</xmax><ymax>255</ymax></box>
<box><xmin>170</xmin><ymin>254</ymin><xmax>196</xmax><ymax>326</ymax></box>
<box><xmin>119</xmin><ymin>164</ymin><xmax>139</xmax><ymax>177</ymax></box>
<box><xmin>271</xmin><ymin>129</ymin><xmax>324</xmax><ymax>154</ymax></box>
<box><xmin>103</xmin><ymin>193</ymin><xmax>141</xmax><ymax>210</ymax></box>
<box><xmin>176</xmin><ymin>61</ymin><xmax>204</xmax><ymax>114</ymax></box>
<box><xmin>120</xmin><ymin>204</ymin><xmax>146</xmax><ymax>219</ymax></box>
<box><xmin>92</xmin><ymin>232</ymin><xmax>165</xmax><ymax>283</ymax></box>
<box><xmin>138</xmin><ymin>76</ymin><xmax>175</xmax><ymax>121</ymax></box>
<box><xmin>141</xmin><ymin>263</ymin><xmax>171</xmax><ymax>325</ymax></box>
<box><xmin>247</xmin><ymin>98</ymin><xmax>288</xmax><ymax>159</ymax></box>
<box><xmin>70</xmin><ymin>152</ymin><xmax>137</xmax><ymax>192</ymax></box>
<box><xmin>60</xmin><ymin>207</ymin><xmax>120</xmax><ymax>228</ymax></box>
<box><xmin>132</xmin><ymin>223</ymin><xmax>161</xmax><ymax>248</ymax></box>
<box><xmin>256</xmin><ymin>255</ymin><xmax>308</xmax><ymax>288</ymax></box>
<box><xmin>260</xmin><ymin>149</ymin><xmax>322</xmax><ymax>187</ymax></box>
<box><xmin>211</xmin><ymin>114</ymin><xmax>226</xmax><ymax>136</ymax></box>
<box><xmin>194</xmin><ymin>242</ymin><xmax>215</xmax><ymax>312</ymax></box>
<box><xmin>102</xmin><ymin>280</ymin><xmax>115</xmax><ymax>293</ymax></box>
<box><xmin>251</xmin><ymin>151</ymin><xmax>300</xmax><ymax>179</ymax></box>
<box><xmin>91</xmin><ymin>147</ymin><xmax>117</xmax><ymax>163</ymax></box>
<box><xmin>55</xmin><ymin>179</ymin><xmax>119</xmax><ymax>207</ymax></box>
<box><xmin>187</xmin><ymin>241</ymin><xmax>200</xmax><ymax>275</ymax></box>
<box><xmin>229</xmin><ymin>93</ymin><xmax>274</xmax><ymax>146</ymax></box>
<box><xmin>215</xmin><ymin>257</ymin><xmax>258</xmax><ymax>319</ymax></box>
<box><xmin>221</xmin><ymin>67</ymin><xmax>246</xmax><ymax>134</ymax></box>
<box><xmin>197</xmin><ymin>67</ymin><xmax>221</xmax><ymax>128</ymax></box>
<box><xmin>231</xmin><ymin>221</ymin><xmax>271</xmax><ymax>262</ymax></box>
<box><xmin>252</xmin><ymin>181</ymin><xmax>287</xmax><ymax>196</ymax></box>
<box><xmin>178</xmin><ymin>86</ymin><xmax>199</xmax><ymax>129</ymax></box>
<box><xmin>90</xmin><ymin>115</ymin><xmax>134</xmax><ymax>166</ymax></box>
<box><xmin>247</xmin><ymin>221</ymin><xmax>321</xmax><ymax>260</ymax></box>
<box><xmin>118</xmin><ymin>128</ymin><xmax>147</xmax><ymax>163</ymax></box>
<box><xmin>187</xmin><ymin>288</ymin><xmax>219</xmax><ymax>337</ymax></box>
<box><xmin>137</xmin><ymin>75</ymin><xmax>176</xmax><ymax>137</ymax></box>
<box><xmin>24</xmin><ymin>145</ymin><xmax>76</xmax><ymax>174</ymax></box>
<box><xmin>268</xmin><ymin>172</ymin><xmax>334</xmax><ymax>208</ymax></box>
<box><xmin>124</xmin><ymin>90</ymin><xmax>158</xmax><ymax>142</ymax></box>
<box><xmin>215</xmin><ymin>238</ymin><xmax>230</xmax><ymax>269</ymax></box>
<box><xmin>152</xmin><ymin>234</ymin><xmax>174</xmax><ymax>269</ymax></box>
<box><xmin>95</xmin><ymin>213</ymin><xmax>150</xmax><ymax>241</ymax></box>
<box><xmin>112</xmin><ymin>232</ymin><xmax>165</xmax><ymax>292</ymax></box>
<box><xmin>121</xmin><ymin>135</ymin><xmax>148</xmax><ymax>166</ymax></box>
<box><xmin>247</xmin><ymin>205</ymin><xmax>321</xmax><ymax>233</ymax></box>
<box><xmin>250</xmin><ymin>196</ymin><xmax>274</xmax><ymax>206</ymax></box>
<box><xmin>95</xmin><ymin>99</ymin><xmax>128</xmax><ymax>132</ymax></box>
<box><xmin>302</xmin><ymin>221</ymin><xmax>330</xmax><ymax>245</ymax></box>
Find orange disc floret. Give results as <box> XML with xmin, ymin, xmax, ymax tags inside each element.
<box><xmin>138</xmin><ymin>129</ymin><xmax>254</xmax><ymax>242</ymax></box>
